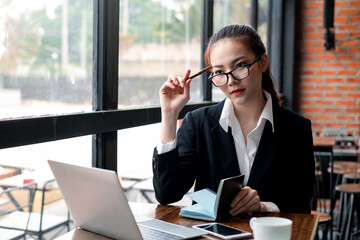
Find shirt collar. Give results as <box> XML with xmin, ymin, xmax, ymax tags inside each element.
<box><xmin>219</xmin><ymin>90</ymin><xmax>274</xmax><ymax>133</ymax></box>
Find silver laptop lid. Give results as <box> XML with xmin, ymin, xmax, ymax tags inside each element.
<box><xmin>48</xmin><ymin>160</ymin><xmax>143</xmax><ymax>240</ymax></box>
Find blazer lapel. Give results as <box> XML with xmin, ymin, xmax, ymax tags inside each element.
<box><xmin>211</xmin><ymin>123</ymin><xmax>240</xmax><ymax>177</ymax></box>
<box><xmin>247</xmin><ymin>120</ymin><xmax>280</xmax><ymax>188</ymax></box>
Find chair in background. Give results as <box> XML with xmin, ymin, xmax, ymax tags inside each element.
<box><xmin>0</xmin><ymin>181</ymin><xmax>37</xmax><ymax>240</ymax></box>
<box><xmin>25</xmin><ymin>179</ymin><xmax>71</xmax><ymax>240</ymax></box>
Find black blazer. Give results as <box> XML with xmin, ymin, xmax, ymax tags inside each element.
<box><xmin>153</xmin><ymin>100</ymin><xmax>314</xmax><ymax>214</ymax></box>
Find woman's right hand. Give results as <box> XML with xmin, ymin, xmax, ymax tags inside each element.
<box><xmin>159</xmin><ymin>69</ymin><xmax>191</xmax><ymax>117</ymax></box>
<box><xmin>159</xmin><ymin>70</ymin><xmax>191</xmax><ymax>143</ymax></box>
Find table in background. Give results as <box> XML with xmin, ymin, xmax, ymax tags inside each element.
<box><xmin>313</xmin><ymin>136</ymin><xmax>336</xmax><ymax>240</ymax></box>
<box><xmin>55</xmin><ymin>202</ymin><xmax>319</xmax><ymax>240</ymax></box>
<box><xmin>0</xmin><ymin>167</ymin><xmax>18</xmax><ymax>180</ymax></box>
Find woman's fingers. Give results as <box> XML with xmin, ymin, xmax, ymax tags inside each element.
<box><xmin>181</xmin><ymin>69</ymin><xmax>191</xmax><ymax>87</ymax></box>
<box><xmin>229</xmin><ymin>187</ymin><xmax>261</xmax><ymax>215</ymax></box>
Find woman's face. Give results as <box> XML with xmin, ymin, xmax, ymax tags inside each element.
<box><xmin>209</xmin><ymin>38</ymin><xmax>268</xmax><ymax>107</ymax></box>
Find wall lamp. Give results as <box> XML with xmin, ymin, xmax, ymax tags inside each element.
<box><xmin>324</xmin><ymin>0</ymin><xmax>335</xmax><ymax>50</ymax></box>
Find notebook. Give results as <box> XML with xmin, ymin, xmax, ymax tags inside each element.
<box><xmin>47</xmin><ymin>160</ymin><xmax>205</xmax><ymax>240</ymax></box>
<box><xmin>180</xmin><ymin>175</ymin><xmax>244</xmax><ymax>221</ymax></box>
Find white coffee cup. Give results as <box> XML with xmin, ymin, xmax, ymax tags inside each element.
<box><xmin>250</xmin><ymin>217</ymin><xmax>292</xmax><ymax>240</ymax></box>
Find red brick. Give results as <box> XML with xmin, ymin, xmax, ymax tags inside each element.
<box><xmin>316</xmin><ymin>100</ymin><xmax>332</xmax><ymax>105</ymax></box>
<box><xmin>346</xmin><ymin>93</ymin><xmax>360</xmax><ymax>98</ymax></box>
<box><xmin>334</xmin><ymin>17</ymin><xmax>348</xmax><ymax>23</ymax></box>
<box><xmin>347</xmin><ymin>78</ymin><xmax>360</xmax><ymax>83</ymax></box>
<box><xmin>348</xmin><ymin>62</ymin><xmax>360</xmax><ymax>68</ymax></box>
<box><xmin>337</xmin><ymin>115</ymin><xmax>355</xmax><ymax>121</ymax></box>
<box><xmin>348</xmin><ymin>47</ymin><xmax>360</xmax><ymax>52</ymax></box>
<box><xmin>337</xmin><ymin>100</ymin><xmax>356</xmax><ymax>105</ymax></box>
<box><xmin>339</xmin><ymin>8</ymin><xmax>359</xmax><ymax>15</ymax></box>
<box><xmin>325</xmin><ymin>108</ymin><xmax>344</xmax><ymax>113</ymax></box>
<box><xmin>316</xmin><ymin>115</ymin><xmax>334</xmax><ymax>120</ymax></box>
<box><xmin>306</xmin><ymin>32</ymin><xmax>323</xmax><ymax>38</ymax></box>
<box><xmin>326</xmin><ymin>78</ymin><xmax>344</xmax><ymax>83</ymax></box>
<box><xmin>325</xmin><ymin>123</ymin><xmax>344</xmax><ymax>128</ymax></box>
<box><xmin>350</xmin><ymin>16</ymin><xmax>360</xmax><ymax>22</ymax></box>
<box><xmin>312</xmin><ymin>123</ymin><xmax>322</xmax><ymax>128</ymax></box>
<box><xmin>338</xmin><ymin>85</ymin><xmax>357</xmax><ymax>91</ymax></box>
<box><xmin>350</xmin><ymin>1</ymin><xmax>360</xmax><ymax>6</ymax></box>
<box><xmin>339</xmin><ymin>70</ymin><xmax>358</xmax><ymax>75</ymax></box>
<box><xmin>305</xmin><ymin>62</ymin><xmax>324</xmax><ymax>68</ymax></box>
<box><xmin>317</xmin><ymin>70</ymin><xmax>337</xmax><ymax>75</ymax></box>
<box><xmin>335</xmin><ymin>32</ymin><xmax>347</xmax><ymax>38</ymax></box>
<box><xmin>346</xmin><ymin>108</ymin><xmax>360</xmax><ymax>113</ymax></box>
<box><xmin>316</xmin><ymin>55</ymin><xmax>335</xmax><ymax>60</ymax></box>
<box><xmin>334</xmin><ymin>47</ymin><xmax>347</xmax><ymax>53</ymax></box>
<box><xmin>326</xmin><ymin>93</ymin><xmax>343</xmax><ymax>98</ymax></box>
<box><xmin>339</xmin><ymin>39</ymin><xmax>358</xmax><ymax>46</ymax></box>
<box><xmin>327</xmin><ymin>62</ymin><xmax>344</xmax><ymax>68</ymax></box>
<box><xmin>306</xmin><ymin>2</ymin><xmax>324</xmax><ymax>8</ymax></box>
<box><xmin>316</xmin><ymin>40</ymin><xmax>324</xmax><ymax>47</ymax></box>
<box><xmin>346</xmin><ymin>123</ymin><xmax>360</xmax><ymax>128</ymax></box>
<box><xmin>308</xmin><ymin>17</ymin><xmax>323</xmax><ymax>23</ymax></box>
<box><xmin>336</xmin><ymin>1</ymin><xmax>349</xmax><ymax>7</ymax></box>
<box><xmin>305</xmin><ymin>47</ymin><xmax>324</xmax><ymax>53</ymax></box>
<box><xmin>339</xmin><ymin>25</ymin><xmax>358</xmax><ymax>30</ymax></box>
<box><xmin>350</xmin><ymin>32</ymin><xmax>360</xmax><ymax>37</ymax></box>
<box><xmin>316</xmin><ymin>85</ymin><xmax>334</xmax><ymax>91</ymax></box>
<box><xmin>303</xmin><ymin>107</ymin><xmax>322</xmax><ymax>112</ymax></box>
<box><xmin>337</xmin><ymin>55</ymin><xmax>355</xmax><ymax>60</ymax></box>
<box><xmin>304</xmin><ymin>92</ymin><xmax>322</xmax><ymax>98</ymax></box>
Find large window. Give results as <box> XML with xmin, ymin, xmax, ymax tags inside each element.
<box><xmin>0</xmin><ymin>0</ymin><xmax>93</xmax><ymax>119</ymax></box>
<box><xmin>118</xmin><ymin>0</ymin><xmax>202</xmax><ymax>108</ymax></box>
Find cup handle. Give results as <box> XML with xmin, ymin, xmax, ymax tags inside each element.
<box><xmin>249</xmin><ymin>217</ymin><xmax>257</xmax><ymax>230</ymax></box>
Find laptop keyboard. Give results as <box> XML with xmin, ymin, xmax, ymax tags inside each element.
<box><xmin>138</xmin><ymin>225</ymin><xmax>183</xmax><ymax>240</ymax></box>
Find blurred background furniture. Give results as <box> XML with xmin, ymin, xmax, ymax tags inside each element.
<box><xmin>0</xmin><ymin>181</ymin><xmax>37</xmax><ymax>240</ymax></box>
<box><xmin>0</xmin><ymin>175</ymin><xmax>71</xmax><ymax>240</ymax></box>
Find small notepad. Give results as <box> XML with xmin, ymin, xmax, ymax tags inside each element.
<box><xmin>179</xmin><ymin>175</ymin><xmax>244</xmax><ymax>221</ymax></box>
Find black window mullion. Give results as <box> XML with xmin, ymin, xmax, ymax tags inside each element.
<box><xmin>92</xmin><ymin>0</ymin><xmax>119</xmax><ymax>171</ymax></box>
<box><xmin>251</xmin><ymin>0</ymin><xmax>258</xmax><ymax>30</ymax></box>
<box><xmin>201</xmin><ymin>0</ymin><xmax>213</xmax><ymax>102</ymax></box>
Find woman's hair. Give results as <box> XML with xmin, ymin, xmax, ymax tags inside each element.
<box><xmin>204</xmin><ymin>24</ymin><xmax>282</xmax><ymax>105</ymax></box>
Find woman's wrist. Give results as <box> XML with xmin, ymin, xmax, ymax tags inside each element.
<box><xmin>161</xmin><ymin>112</ymin><xmax>178</xmax><ymax>144</ymax></box>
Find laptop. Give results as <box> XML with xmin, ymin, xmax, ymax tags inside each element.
<box><xmin>48</xmin><ymin>160</ymin><xmax>205</xmax><ymax>240</ymax></box>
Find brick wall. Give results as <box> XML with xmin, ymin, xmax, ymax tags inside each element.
<box><xmin>295</xmin><ymin>0</ymin><xmax>360</xmax><ymax>136</ymax></box>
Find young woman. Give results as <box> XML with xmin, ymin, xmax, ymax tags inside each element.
<box><xmin>153</xmin><ymin>24</ymin><xmax>314</xmax><ymax>214</ymax></box>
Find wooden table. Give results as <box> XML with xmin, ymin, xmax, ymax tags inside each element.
<box><xmin>55</xmin><ymin>202</ymin><xmax>319</xmax><ymax>240</ymax></box>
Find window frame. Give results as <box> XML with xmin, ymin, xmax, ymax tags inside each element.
<box><xmin>0</xmin><ymin>0</ymin><xmax>294</xmax><ymax>172</ymax></box>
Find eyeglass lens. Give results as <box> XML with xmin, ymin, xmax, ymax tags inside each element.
<box><xmin>211</xmin><ymin>67</ymin><xmax>249</xmax><ymax>87</ymax></box>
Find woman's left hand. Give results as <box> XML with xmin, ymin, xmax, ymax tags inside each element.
<box><xmin>229</xmin><ymin>186</ymin><xmax>267</xmax><ymax>215</ymax></box>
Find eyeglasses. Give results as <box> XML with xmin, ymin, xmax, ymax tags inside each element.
<box><xmin>208</xmin><ymin>55</ymin><xmax>262</xmax><ymax>87</ymax></box>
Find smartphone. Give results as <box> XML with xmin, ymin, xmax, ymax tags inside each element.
<box><xmin>193</xmin><ymin>223</ymin><xmax>252</xmax><ymax>239</ymax></box>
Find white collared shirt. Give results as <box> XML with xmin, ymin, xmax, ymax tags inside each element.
<box><xmin>219</xmin><ymin>90</ymin><xmax>278</xmax><ymax>212</ymax></box>
<box><xmin>219</xmin><ymin>91</ymin><xmax>274</xmax><ymax>186</ymax></box>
